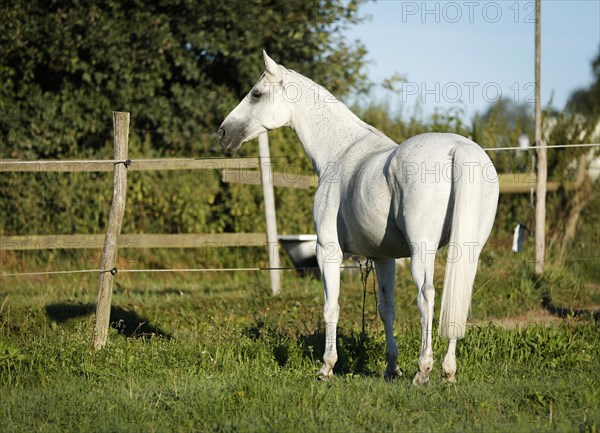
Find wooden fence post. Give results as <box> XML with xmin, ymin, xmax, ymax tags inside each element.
<box><xmin>258</xmin><ymin>132</ymin><xmax>281</xmax><ymax>295</ymax></box>
<box><xmin>93</xmin><ymin>112</ymin><xmax>130</xmax><ymax>350</ymax></box>
<box><xmin>534</xmin><ymin>0</ymin><xmax>547</xmax><ymax>275</ymax></box>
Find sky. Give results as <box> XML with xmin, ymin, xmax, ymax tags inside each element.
<box><xmin>344</xmin><ymin>0</ymin><xmax>600</xmax><ymax>120</ymax></box>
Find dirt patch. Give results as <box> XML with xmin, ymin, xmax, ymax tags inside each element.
<box><xmin>471</xmin><ymin>308</ymin><xmax>570</xmax><ymax>330</ymax></box>
<box><xmin>584</xmin><ymin>282</ymin><xmax>600</xmax><ymax>293</ymax></box>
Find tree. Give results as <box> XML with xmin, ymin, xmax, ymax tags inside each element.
<box><xmin>0</xmin><ymin>0</ymin><xmax>369</xmax><ymax>159</ymax></box>
<box><xmin>568</xmin><ymin>50</ymin><xmax>600</xmax><ymax>116</ymax></box>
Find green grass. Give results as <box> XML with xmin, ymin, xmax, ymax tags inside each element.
<box><xmin>2</xmin><ymin>194</ymin><xmax>599</xmax><ymax>432</ymax></box>
<box><xmin>1</xmin><ymin>306</ymin><xmax>598</xmax><ymax>433</ymax></box>
<box><xmin>1</xmin><ymin>246</ymin><xmax>599</xmax><ymax>433</ymax></box>
<box><xmin>1</xmin><ymin>328</ymin><xmax>598</xmax><ymax>433</ymax></box>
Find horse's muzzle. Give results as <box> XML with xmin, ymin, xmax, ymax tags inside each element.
<box><xmin>218</xmin><ymin>125</ymin><xmax>234</xmax><ymax>150</ymax></box>
<box><xmin>217</xmin><ymin>123</ymin><xmax>243</xmax><ymax>151</ymax></box>
<box><xmin>218</xmin><ymin>126</ymin><xmax>226</xmax><ymax>142</ymax></box>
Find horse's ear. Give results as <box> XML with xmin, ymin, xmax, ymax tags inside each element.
<box><xmin>263</xmin><ymin>50</ymin><xmax>282</xmax><ymax>82</ymax></box>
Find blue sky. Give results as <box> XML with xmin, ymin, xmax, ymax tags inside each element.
<box><xmin>344</xmin><ymin>0</ymin><xmax>600</xmax><ymax>119</ymax></box>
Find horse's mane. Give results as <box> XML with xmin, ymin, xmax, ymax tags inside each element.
<box><xmin>285</xmin><ymin>68</ymin><xmax>392</xmax><ymax>143</ymax></box>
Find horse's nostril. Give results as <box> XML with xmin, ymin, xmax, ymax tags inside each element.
<box><xmin>218</xmin><ymin>127</ymin><xmax>226</xmax><ymax>140</ymax></box>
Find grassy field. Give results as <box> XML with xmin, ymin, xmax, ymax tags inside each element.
<box><xmin>1</xmin><ymin>231</ymin><xmax>599</xmax><ymax>433</ymax></box>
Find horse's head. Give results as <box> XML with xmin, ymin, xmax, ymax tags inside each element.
<box><xmin>218</xmin><ymin>51</ymin><xmax>292</xmax><ymax>151</ymax></box>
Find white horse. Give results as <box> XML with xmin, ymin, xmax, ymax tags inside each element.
<box><xmin>219</xmin><ymin>52</ymin><xmax>499</xmax><ymax>385</ymax></box>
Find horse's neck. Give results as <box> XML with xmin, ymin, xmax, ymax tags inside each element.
<box><xmin>288</xmin><ymin>74</ymin><xmax>382</xmax><ymax>177</ymax></box>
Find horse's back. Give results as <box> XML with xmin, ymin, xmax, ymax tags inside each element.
<box><xmin>325</xmin><ymin>132</ymin><xmax>498</xmax><ymax>259</ymax></box>
<box><xmin>394</xmin><ymin>132</ymin><xmax>490</xmax><ymax>161</ymax></box>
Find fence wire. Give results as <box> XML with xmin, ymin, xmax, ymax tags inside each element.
<box><xmin>0</xmin><ymin>143</ymin><xmax>598</xmax><ymax>168</ymax></box>
<box><xmin>0</xmin><ymin>265</ymin><xmax>363</xmax><ymax>278</ymax></box>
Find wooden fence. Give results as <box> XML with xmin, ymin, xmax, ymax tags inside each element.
<box><xmin>0</xmin><ymin>112</ymin><xmax>282</xmax><ymax>349</ymax></box>
<box><xmin>0</xmin><ymin>111</ymin><xmax>572</xmax><ymax>348</ymax></box>
<box><xmin>0</xmin><ymin>170</ymin><xmax>559</xmax><ymax>253</ymax></box>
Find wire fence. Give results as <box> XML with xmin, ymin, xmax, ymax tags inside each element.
<box><xmin>482</xmin><ymin>143</ymin><xmax>599</xmax><ymax>151</ymax></box>
<box><xmin>1</xmin><ymin>143</ymin><xmax>598</xmax><ymax>166</ymax></box>
<box><xmin>0</xmin><ymin>265</ymin><xmax>362</xmax><ymax>278</ymax></box>
<box><xmin>2</xmin><ymin>257</ymin><xmax>597</xmax><ymax>279</ymax></box>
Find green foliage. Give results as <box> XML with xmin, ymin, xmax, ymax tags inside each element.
<box><xmin>0</xmin><ymin>0</ymin><xmax>368</xmax><ymax>238</ymax></box>
<box><xmin>0</xmin><ymin>0</ymin><xmax>368</xmax><ymax>159</ymax></box>
<box><xmin>471</xmin><ymin>98</ymin><xmax>534</xmax><ymax>174</ymax></box>
<box><xmin>567</xmin><ymin>189</ymin><xmax>600</xmax><ymax>283</ymax></box>
<box><xmin>568</xmin><ymin>50</ymin><xmax>600</xmax><ymax>116</ymax></box>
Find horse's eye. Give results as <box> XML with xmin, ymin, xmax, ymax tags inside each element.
<box><xmin>251</xmin><ymin>89</ymin><xmax>263</xmax><ymax>99</ymax></box>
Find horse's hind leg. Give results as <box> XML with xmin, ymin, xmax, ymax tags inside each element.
<box><xmin>442</xmin><ymin>339</ymin><xmax>457</xmax><ymax>383</ymax></box>
<box><xmin>374</xmin><ymin>258</ymin><xmax>402</xmax><ymax>380</ymax></box>
<box><xmin>410</xmin><ymin>249</ymin><xmax>436</xmax><ymax>386</ymax></box>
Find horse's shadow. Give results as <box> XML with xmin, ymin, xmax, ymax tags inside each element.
<box><xmin>541</xmin><ymin>296</ymin><xmax>600</xmax><ymax>321</ymax></box>
<box><xmin>45</xmin><ymin>302</ymin><xmax>172</xmax><ymax>339</ymax></box>
<box><xmin>532</xmin><ymin>276</ymin><xmax>600</xmax><ymax>321</ymax></box>
<box><xmin>301</xmin><ymin>330</ymin><xmax>384</xmax><ymax>377</ymax></box>
<box><xmin>244</xmin><ymin>321</ymin><xmax>382</xmax><ymax>377</ymax></box>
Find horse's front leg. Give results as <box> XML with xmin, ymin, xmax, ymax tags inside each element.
<box><xmin>316</xmin><ymin>241</ymin><xmax>343</xmax><ymax>380</ymax></box>
<box><xmin>374</xmin><ymin>258</ymin><xmax>402</xmax><ymax>380</ymax></box>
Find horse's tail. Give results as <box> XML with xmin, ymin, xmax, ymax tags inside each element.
<box><xmin>438</xmin><ymin>143</ymin><xmax>484</xmax><ymax>340</ymax></box>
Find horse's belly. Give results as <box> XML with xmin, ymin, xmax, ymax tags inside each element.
<box><xmin>345</xmin><ymin>230</ymin><xmax>411</xmax><ymax>258</ymax></box>
<box><xmin>338</xmin><ymin>204</ymin><xmax>411</xmax><ymax>259</ymax></box>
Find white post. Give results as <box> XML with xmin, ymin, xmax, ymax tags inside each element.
<box><xmin>258</xmin><ymin>132</ymin><xmax>281</xmax><ymax>295</ymax></box>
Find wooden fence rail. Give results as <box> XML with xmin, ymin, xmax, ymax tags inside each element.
<box><xmin>0</xmin><ymin>233</ymin><xmax>267</xmax><ymax>251</ymax></box>
<box><xmin>221</xmin><ymin>170</ymin><xmax>560</xmax><ymax>194</ymax></box>
<box><xmin>0</xmin><ymin>160</ymin><xmax>562</xmax><ymax>194</ymax></box>
<box><xmin>0</xmin><ymin>157</ymin><xmax>260</xmax><ymax>172</ymax></box>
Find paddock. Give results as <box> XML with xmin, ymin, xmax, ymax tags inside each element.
<box><xmin>1</xmin><ymin>112</ymin><xmax>599</xmax><ymax>432</ymax></box>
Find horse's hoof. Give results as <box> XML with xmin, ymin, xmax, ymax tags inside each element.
<box><xmin>412</xmin><ymin>372</ymin><xmax>430</xmax><ymax>386</ymax></box>
<box><xmin>317</xmin><ymin>365</ymin><xmax>333</xmax><ymax>381</ymax></box>
<box><xmin>441</xmin><ymin>373</ymin><xmax>457</xmax><ymax>384</ymax></box>
<box><xmin>384</xmin><ymin>366</ymin><xmax>403</xmax><ymax>381</ymax></box>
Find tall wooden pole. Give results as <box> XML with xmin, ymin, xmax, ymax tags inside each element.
<box><xmin>93</xmin><ymin>112</ymin><xmax>130</xmax><ymax>350</ymax></box>
<box><xmin>258</xmin><ymin>132</ymin><xmax>281</xmax><ymax>295</ymax></box>
<box><xmin>534</xmin><ymin>0</ymin><xmax>547</xmax><ymax>275</ymax></box>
